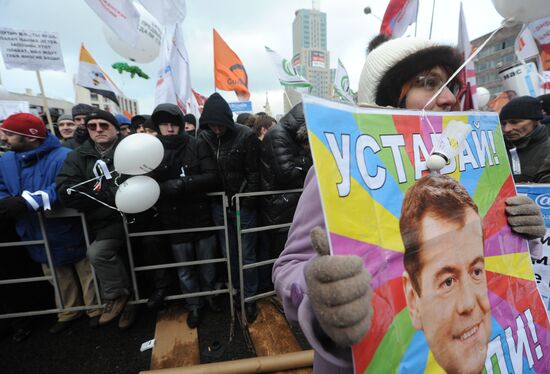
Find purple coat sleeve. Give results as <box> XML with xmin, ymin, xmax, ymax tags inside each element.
<box><xmin>272</xmin><ymin>167</ymin><xmax>353</xmax><ymax>373</ymax></box>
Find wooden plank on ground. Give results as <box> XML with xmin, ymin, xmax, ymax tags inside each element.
<box><xmin>150</xmin><ymin>305</ymin><xmax>200</xmax><ymax>370</ymax></box>
<box><xmin>248</xmin><ymin>299</ymin><xmax>312</xmax><ymax>374</ymax></box>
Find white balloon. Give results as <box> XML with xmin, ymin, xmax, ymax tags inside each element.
<box><xmin>103</xmin><ymin>3</ymin><xmax>162</xmax><ymax>63</ymax></box>
<box><xmin>115</xmin><ymin>176</ymin><xmax>160</xmax><ymax>214</ymax></box>
<box><xmin>476</xmin><ymin>87</ymin><xmax>491</xmax><ymax>108</ymax></box>
<box><xmin>491</xmin><ymin>0</ymin><xmax>550</xmax><ymax>24</ymax></box>
<box><xmin>114</xmin><ymin>133</ymin><xmax>164</xmax><ymax>175</ymax></box>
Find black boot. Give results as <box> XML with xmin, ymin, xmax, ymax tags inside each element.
<box><xmin>245</xmin><ymin>302</ymin><xmax>257</xmax><ymax>323</ymax></box>
<box><xmin>186</xmin><ymin>309</ymin><xmax>201</xmax><ymax>329</ymax></box>
<box><xmin>147</xmin><ymin>288</ymin><xmax>167</xmax><ymax>309</ymax></box>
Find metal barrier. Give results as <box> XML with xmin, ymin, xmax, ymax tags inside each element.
<box><xmin>0</xmin><ymin>192</ymin><xmax>235</xmax><ymax>330</ymax></box>
<box><xmin>0</xmin><ymin>187</ymin><xmax>303</xmax><ymax>329</ymax></box>
<box><xmin>233</xmin><ymin>188</ymin><xmax>303</xmax><ymax>325</ymax></box>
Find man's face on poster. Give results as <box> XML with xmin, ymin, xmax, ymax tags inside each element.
<box><xmin>403</xmin><ymin>208</ymin><xmax>491</xmax><ymax>373</ymax></box>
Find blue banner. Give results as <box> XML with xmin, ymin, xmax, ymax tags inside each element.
<box><xmin>228</xmin><ymin>101</ymin><xmax>252</xmax><ymax>113</ymax></box>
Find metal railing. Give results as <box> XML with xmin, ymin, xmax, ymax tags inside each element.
<box><xmin>233</xmin><ymin>188</ymin><xmax>303</xmax><ymax>325</ymax></box>
<box><xmin>0</xmin><ymin>188</ymin><xmax>304</xmax><ymax>330</ymax></box>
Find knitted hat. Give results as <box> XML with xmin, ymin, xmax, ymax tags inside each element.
<box><xmin>131</xmin><ymin>114</ymin><xmax>151</xmax><ymax>128</ymax></box>
<box><xmin>1</xmin><ymin>113</ymin><xmax>47</xmax><ymax>139</ymax></box>
<box><xmin>236</xmin><ymin>112</ymin><xmax>252</xmax><ymax>125</ymax></box>
<box><xmin>85</xmin><ymin>109</ymin><xmax>119</xmax><ymax>129</ymax></box>
<box><xmin>57</xmin><ymin>114</ymin><xmax>73</xmax><ymax>123</ymax></box>
<box><xmin>538</xmin><ymin>94</ymin><xmax>550</xmax><ymax>114</ymax></box>
<box><xmin>500</xmin><ymin>96</ymin><xmax>544</xmax><ymax>122</ymax></box>
<box><xmin>183</xmin><ymin>113</ymin><xmax>196</xmax><ymax>126</ymax></box>
<box><xmin>115</xmin><ymin>114</ymin><xmax>131</xmax><ymax>126</ymax></box>
<box><xmin>72</xmin><ymin>103</ymin><xmax>95</xmax><ymax>118</ymax></box>
<box><xmin>199</xmin><ymin>93</ymin><xmax>234</xmax><ymax>129</ymax></box>
<box><xmin>358</xmin><ymin>36</ymin><xmax>463</xmax><ymax>107</ymax></box>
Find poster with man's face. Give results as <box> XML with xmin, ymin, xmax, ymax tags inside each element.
<box><xmin>303</xmin><ymin>95</ymin><xmax>550</xmax><ymax>373</ymax></box>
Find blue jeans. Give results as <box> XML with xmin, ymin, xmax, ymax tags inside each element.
<box><xmin>211</xmin><ymin>204</ymin><xmax>258</xmax><ymax>298</ymax></box>
<box><xmin>171</xmin><ymin>235</ymin><xmax>217</xmax><ymax>310</ymax></box>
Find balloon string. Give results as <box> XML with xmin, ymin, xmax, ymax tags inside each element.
<box><xmin>422</xmin><ymin>25</ymin><xmax>503</xmax><ymax>111</ymax></box>
<box><xmin>66</xmin><ymin>169</ymin><xmax>118</xmax><ymax>192</ymax></box>
<box><xmin>66</xmin><ymin>188</ymin><xmax>119</xmax><ymax>212</ymax></box>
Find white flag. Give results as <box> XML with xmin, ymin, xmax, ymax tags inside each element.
<box><xmin>515</xmin><ymin>27</ymin><xmax>540</xmax><ymax>61</ymax></box>
<box><xmin>77</xmin><ymin>44</ymin><xmax>122</xmax><ymax>105</ymax></box>
<box><xmin>380</xmin><ymin>0</ymin><xmax>419</xmax><ymax>38</ymax></box>
<box><xmin>265</xmin><ymin>46</ymin><xmax>311</xmax><ymax>88</ymax></box>
<box><xmin>84</xmin><ymin>0</ymin><xmax>140</xmax><ymax>47</ymax></box>
<box><xmin>334</xmin><ymin>59</ymin><xmax>355</xmax><ymax>104</ymax></box>
<box><xmin>458</xmin><ymin>2</ymin><xmax>478</xmax><ymax>109</ymax></box>
<box><xmin>155</xmin><ymin>24</ymin><xmax>198</xmax><ymax>117</ymax></box>
<box><xmin>528</xmin><ymin>16</ymin><xmax>550</xmax><ymax>54</ymax></box>
<box><xmin>138</xmin><ymin>0</ymin><xmax>186</xmax><ymax>25</ymax></box>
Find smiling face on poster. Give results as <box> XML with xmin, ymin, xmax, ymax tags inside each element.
<box><xmin>303</xmin><ymin>95</ymin><xmax>550</xmax><ymax>373</ymax></box>
<box><xmin>401</xmin><ymin>175</ymin><xmax>491</xmax><ymax>373</ymax></box>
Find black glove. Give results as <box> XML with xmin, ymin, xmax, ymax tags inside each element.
<box><xmin>73</xmin><ymin>126</ymin><xmax>89</xmax><ymax>144</ymax></box>
<box><xmin>0</xmin><ymin>196</ymin><xmax>28</xmax><ymax>218</ymax></box>
<box><xmin>159</xmin><ymin>178</ymin><xmax>185</xmax><ymax>197</ymax></box>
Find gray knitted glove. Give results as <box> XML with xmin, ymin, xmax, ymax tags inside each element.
<box><xmin>305</xmin><ymin>227</ymin><xmax>373</xmax><ymax>347</ymax></box>
<box><xmin>505</xmin><ymin>195</ymin><xmax>546</xmax><ymax>240</ymax></box>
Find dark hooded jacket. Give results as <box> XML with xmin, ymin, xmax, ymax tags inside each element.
<box><xmin>56</xmin><ymin>137</ymin><xmax>125</xmax><ymax>241</ymax></box>
<box><xmin>198</xmin><ymin>93</ymin><xmax>260</xmax><ymax>209</ymax></box>
<box><xmin>150</xmin><ymin>103</ymin><xmax>220</xmax><ymax>243</ymax></box>
<box><xmin>505</xmin><ymin>124</ymin><xmax>550</xmax><ymax>183</ymax></box>
<box><xmin>259</xmin><ymin>103</ymin><xmax>312</xmax><ymax>226</ymax></box>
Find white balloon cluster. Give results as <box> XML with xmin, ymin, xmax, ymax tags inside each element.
<box><xmin>113</xmin><ymin>133</ymin><xmax>164</xmax><ymax>213</ymax></box>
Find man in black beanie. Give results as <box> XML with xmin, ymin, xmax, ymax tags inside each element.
<box><xmin>56</xmin><ymin>109</ymin><xmax>136</xmax><ymax>331</ymax></box>
<box><xmin>198</xmin><ymin>93</ymin><xmax>261</xmax><ymax>322</ymax></box>
<box><xmin>500</xmin><ymin>96</ymin><xmax>550</xmax><ymax>183</ymax></box>
<box><xmin>183</xmin><ymin>113</ymin><xmax>197</xmax><ymax>136</ymax></box>
<box><xmin>64</xmin><ymin>103</ymin><xmax>95</xmax><ymax>149</ymax></box>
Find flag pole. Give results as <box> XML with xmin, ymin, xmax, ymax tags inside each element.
<box><xmin>35</xmin><ymin>71</ymin><xmax>55</xmax><ymax>134</ymax></box>
<box><xmin>283</xmin><ymin>87</ymin><xmax>293</xmax><ymax>110</ymax></box>
<box><xmin>428</xmin><ymin>0</ymin><xmax>436</xmax><ymax>39</ymax></box>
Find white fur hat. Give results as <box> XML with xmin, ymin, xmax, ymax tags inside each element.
<box><xmin>357</xmin><ymin>37</ymin><xmax>462</xmax><ymax>107</ymax></box>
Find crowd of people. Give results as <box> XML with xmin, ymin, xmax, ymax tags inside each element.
<box><xmin>0</xmin><ymin>31</ymin><xmax>548</xmax><ymax>373</ymax></box>
<box><xmin>0</xmin><ymin>92</ymin><xmax>312</xmax><ymax>340</ymax></box>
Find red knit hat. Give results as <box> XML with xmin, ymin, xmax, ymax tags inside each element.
<box><xmin>1</xmin><ymin>113</ymin><xmax>47</xmax><ymax>139</ymax></box>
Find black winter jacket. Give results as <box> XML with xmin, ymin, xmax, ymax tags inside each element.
<box><xmin>259</xmin><ymin>103</ymin><xmax>312</xmax><ymax>226</ymax></box>
<box><xmin>56</xmin><ymin>138</ymin><xmax>125</xmax><ymax>241</ymax></box>
<box><xmin>154</xmin><ymin>134</ymin><xmax>220</xmax><ymax>243</ymax></box>
<box><xmin>198</xmin><ymin>122</ymin><xmax>260</xmax><ymax>209</ymax></box>
<box><xmin>506</xmin><ymin>124</ymin><xmax>550</xmax><ymax>183</ymax></box>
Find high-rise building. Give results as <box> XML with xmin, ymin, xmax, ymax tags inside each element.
<box><xmin>471</xmin><ymin>24</ymin><xmax>522</xmax><ymax>98</ymax></box>
<box><xmin>285</xmin><ymin>3</ymin><xmax>334</xmax><ymax>112</ymax></box>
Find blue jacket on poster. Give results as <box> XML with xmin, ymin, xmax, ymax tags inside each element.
<box><xmin>0</xmin><ymin>133</ymin><xmax>87</xmax><ymax>266</ymax></box>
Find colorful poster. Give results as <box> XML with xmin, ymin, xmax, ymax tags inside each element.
<box><xmin>517</xmin><ymin>184</ymin><xmax>550</xmax><ymax>312</ymax></box>
<box><xmin>303</xmin><ymin>95</ymin><xmax>550</xmax><ymax>373</ymax></box>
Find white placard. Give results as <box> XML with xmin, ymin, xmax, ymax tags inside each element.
<box><xmin>0</xmin><ymin>28</ymin><xmax>65</xmax><ymax>71</ymax></box>
<box><xmin>0</xmin><ymin>100</ymin><xmax>30</xmax><ymax>121</ymax></box>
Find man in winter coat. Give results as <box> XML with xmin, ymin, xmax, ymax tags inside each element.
<box><xmin>151</xmin><ymin>103</ymin><xmax>221</xmax><ymax>328</ymax></box>
<box><xmin>56</xmin><ymin>110</ymin><xmax>134</xmax><ymax>330</ymax></box>
<box><xmin>260</xmin><ymin>103</ymin><xmax>312</xmax><ymax>258</ymax></box>
<box><xmin>63</xmin><ymin>103</ymin><xmax>95</xmax><ymax>150</ymax></box>
<box><xmin>500</xmin><ymin>96</ymin><xmax>550</xmax><ymax>183</ymax></box>
<box><xmin>273</xmin><ymin>35</ymin><xmax>548</xmax><ymax>373</ymax></box>
<box><xmin>198</xmin><ymin>93</ymin><xmax>261</xmax><ymax>322</ymax></box>
<box><xmin>0</xmin><ymin>113</ymin><xmax>101</xmax><ymax>333</ymax></box>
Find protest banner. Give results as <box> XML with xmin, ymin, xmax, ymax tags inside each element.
<box><xmin>0</xmin><ymin>27</ymin><xmax>66</xmax><ymax>132</ymax></box>
<box><xmin>517</xmin><ymin>184</ymin><xmax>550</xmax><ymax>312</ymax></box>
<box><xmin>303</xmin><ymin>95</ymin><xmax>550</xmax><ymax>373</ymax></box>
<box><xmin>0</xmin><ymin>100</ymin><xmax>30</xmax><ymax>121</ymax></box>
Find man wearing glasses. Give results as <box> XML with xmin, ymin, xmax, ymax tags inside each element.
<box><xmin>56</xmin><ymin>109</ymin><xmax>134</xmax><ymax>330</ymax></box>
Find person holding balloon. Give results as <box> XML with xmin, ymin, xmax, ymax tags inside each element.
<box><xmin>56</xmin><ymin>109</ymin><xmax>135</xmax><ymax>330</ymax></box>
<box><xmin>150</xmin><ymin>103</ymin><xmax>221</xmax><ymax>329</ymax></box>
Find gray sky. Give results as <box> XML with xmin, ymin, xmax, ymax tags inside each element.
<box><xmin>0</xmin><ymin>0</ymin><xmax>504</xmax><ymax>116</ymax></box>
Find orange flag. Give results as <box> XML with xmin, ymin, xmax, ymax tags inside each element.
<box><xmin>213</xmin><ymin>29</ymin><xmax>250</xmax><ymax>101</ymax></box>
